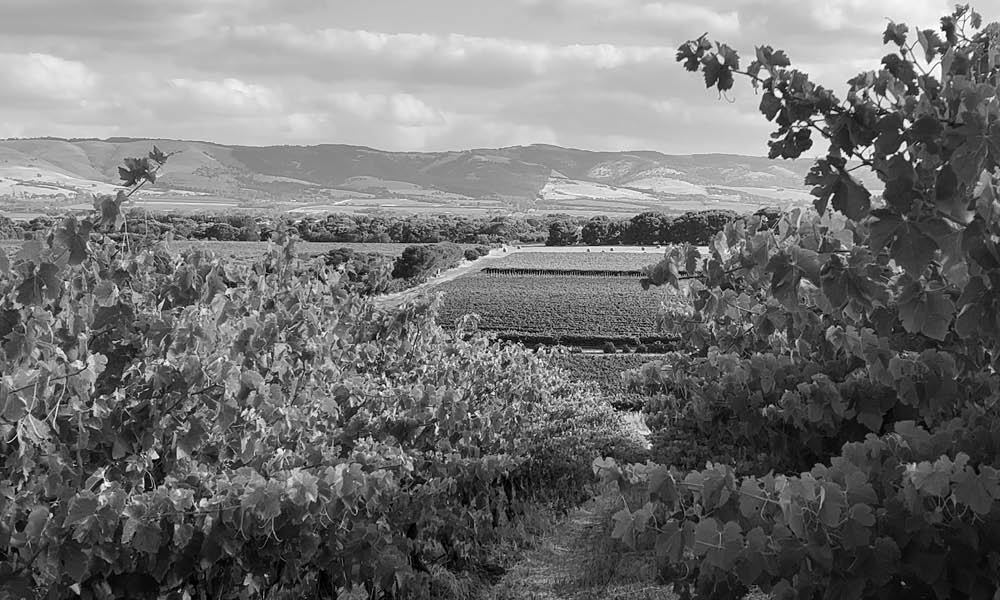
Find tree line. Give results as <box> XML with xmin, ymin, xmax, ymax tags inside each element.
<box><xmin>0</xmin><ymin>207</ymin><xmax>779</xmax><ymax>247</ymax></box>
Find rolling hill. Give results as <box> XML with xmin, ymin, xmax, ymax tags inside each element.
<box><xmin>0</xmin><ymin>137</ymin><xmax>875</xmax><ymax>216</ymax></box>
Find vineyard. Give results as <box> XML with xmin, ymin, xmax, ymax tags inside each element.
<box><xmin>6</xmin><ymin>3</ymin><xmax>1000</xmax><ymax>599</ymax></box>
<box><xmin>550</xmin><ymin>353</ymin><xmax>656</xmax><ymax>411</ymax></box>
<box><xmin>487</xmin><ymin>251</ymin><xmax>663</xmax><ymax>271</ymax></box>
<box><xmin>0</xmin><ymin>154</ymin><xmax>650</xmax><ymax>600</ymax></box>
<box><xmin>590</xmin><ymin>6</ymin><xmax>1000</xmax><ymax>600</ymax></box>
<box><xmin>435</xmin><ymin>274</ymin><xmax>688</xmax><ymax>341</ymax></box>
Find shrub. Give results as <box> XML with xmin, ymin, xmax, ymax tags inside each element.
<box><xmin>602</xmin><ymin>341</ymin><xmax>617</xmax><ymax>354</ymax></box>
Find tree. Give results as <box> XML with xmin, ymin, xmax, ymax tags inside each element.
<box><xmin>602</xmin><ymin>6</ymin><xmax>1000</xmax><ymax>599</ymax></box>
<box><xmin>546</xmin><ymin>219</ymin><xmax>581</xmax><ymax>246</ymax></box>
<box><xmin>582</xmin><ymin>216</ymin><xmax>614</xmax><ymax>245</ymax></box>
<box><xmin>622</xmin><ymin>211</ymin><xmax>669</xmax><ymax>245</ymax></box>
<box><xmin>391</xmin><ymin>242</ymin><xmax>465</xmax><ymax>279</ymax></box>
<box><xmin>666</xmin><ymin>209</ymin><xmax>737</xmax><ymax>244</ymax></box>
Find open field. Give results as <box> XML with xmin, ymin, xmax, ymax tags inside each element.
<box><xmin>436</xmin><ymin>274</ymin><xmax>686</xmax><ymax>338</ymax></box>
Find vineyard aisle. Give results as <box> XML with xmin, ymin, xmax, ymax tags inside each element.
<box><xmin>486</xmin><ymin>414</ymin><xmax>667</xmax><ymax>600</ymax></box>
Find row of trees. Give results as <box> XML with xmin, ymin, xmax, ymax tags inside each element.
<box><xmin>5</xmin><ymin>209</ymin><xmax>773</xmax><ymax>247</ymax></box>
<box><xmin>547</xmin><ymin>209</ymin><xmax>776</xmax><ymax>246</ymax></box>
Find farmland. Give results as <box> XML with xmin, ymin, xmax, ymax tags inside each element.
<box><xmin>436</xmin><ymin>274</ymin><xmax>686</xmax><ymax>340</ymax></box>
<box><xmin>487</xmin><ymin>250</ymin><xmax>663</xmax><ymax>271</ymax></box>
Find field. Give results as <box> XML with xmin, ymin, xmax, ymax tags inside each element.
<box><xmin>488</xmin><ymin>250</ymin><xmax>664</xmax><ymax>270</ymax></box>
<box><xmin>436</xmin><ymin>274</ymin><xmax>685</xmax><ymax>338</ymax></box>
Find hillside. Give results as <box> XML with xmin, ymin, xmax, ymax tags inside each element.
<box><xmin>0</xmin><ymin>137</ymin><xmax>876</xmax><ymax>217</ymax></box>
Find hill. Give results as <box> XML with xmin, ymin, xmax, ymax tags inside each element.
<box><xmin>0</xmin><ymin>137</ymin><xmax>875</xmax><ymax>217</ymax></box>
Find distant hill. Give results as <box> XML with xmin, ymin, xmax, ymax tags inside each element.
<box><xmin>0</xmin><ymin>138</ymin><xmax>879</xmax><ymax>216</ymax></box>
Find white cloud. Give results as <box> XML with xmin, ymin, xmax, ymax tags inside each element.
<box><xmin>0</xmin><ymin>53</ymin><xmax>97</xmax><ymax>103</ymax></box>
<box><xmin>217</xmin><ymin>25</ymin><xmax>674</xmax><ymax>86</ymax></box>
<box><xmin>0</xmin><ymin>0</ymin><xmax>973</xmax><ymax>155</ymax></box>
<box><xmin>167</xmin><ymin>78</ymin><xmax>282</xmax><ymax>115</ymax></box>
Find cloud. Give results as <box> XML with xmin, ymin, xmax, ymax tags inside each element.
<box><xmin>0</xmin><ymin>0</ymin><xmax>970</xmax><ymax>155</ymax></box>
<box><xmin>518</xmin><ymin>0</ymin><xmax>741</xmax><ymax>35</ymax></box>
<box><xmin>213</xmin><ymin>25</ymin><xmax>675</xmax><ymax>88</ymax></box>
<box><xmin>0</xmin><ymin>53</ymin><xmax>98</xmax><ymax>104</ymax></box>
<box><xmin>167</xmin><ymin>78</ymin><xmax>283</xmax><ymax>116</ymax></box>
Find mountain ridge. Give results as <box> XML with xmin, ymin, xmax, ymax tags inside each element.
<box><xmin>0</xmin><ymin>137</ymin><xmax>869</xmax><ymax>216</ymax></box>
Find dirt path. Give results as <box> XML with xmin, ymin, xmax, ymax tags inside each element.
<box><xmin>479</xmin><ymin>411</ymin><xmax>668</xmax><ymax>600</ymax></box>
<box><xmin>485</xmin><ymin>493</ymin><xmax>673</xmax><ymax>600</ymax></box>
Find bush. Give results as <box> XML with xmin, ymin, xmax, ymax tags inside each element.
<box><xmin>602</xmin><ymin>341</ymin><xmax>617</xmax><ymax>354</ymax></box>
<box><xmin>392</xmin><ymin>242</ymin><xmax>465</xmax><ymax>279</ymax></box>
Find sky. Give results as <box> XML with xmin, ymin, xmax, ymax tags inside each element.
<box><xmin>0</xmin><ymin>0</ymin><xmax>959</xmax><ymax>155</ymax></box>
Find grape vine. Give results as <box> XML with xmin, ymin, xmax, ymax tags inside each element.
<box><xmin>609</xmin><ymin>5</ymin><xmax>1000</xmax><ymax>599</ymax></box>
<box><xmin>0</xmin><ymin>152</ymin><xmax>644</xmax><ymax>598</ymax></box>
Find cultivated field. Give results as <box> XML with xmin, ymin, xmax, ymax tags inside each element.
<box><xmin>436</xmin><ymin>274</ymin><xmax>685</xmax><ymax>338</ymax></box>
<box><xmin>488</xmin><ymin>251</ymin><xmax>664</xmax><ymax>271</ymax></box>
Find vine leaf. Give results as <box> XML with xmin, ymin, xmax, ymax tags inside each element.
<box><xmin>952</xmin><ymin>467</ymin><xmax>997</xmax><ymax>515</ymax></box>
<box><xmin>16</xmin><ymin>262</ymin><xmax>62</xmax><ymax>306</ymax></box>
<box><xmin>890</xmin><ymin>224</ymin><xmax>937</xmax><ymax>276</ymax></box>
<box><xmin>694</xmin><ymin>517</ymin><xmax>720</xmax><ymax>555</ymax></box>
<box><xmin>611</xmin><ymin>508</ymin><xmax>636</xmax><ymax>549</ymax></box>
<box><xmin>807</xmin><ymin>159</ymin><xmax>872</xmax><ymax>219</ymax></box>
<box><xmin>868</xmin><ymin>213</ymin><xmax>903</xmax><ymax>251</ymax></box>
<box><xmin>95</xmin><ymin>191</ymin><xmax>127</xmax><ymax>231</ymax></box>
<box><xmin>897</xmin><ymin>282</ymin><xmax>955</xmax><ymax>341</ymax></box>
<box><xmin>64</xmin><ymin>493</ymin><xmax>98</xmax><ymax>528</ymax></box>
<box><xmin>54</xmin><ymin>217</ymin><xmax>93</xmax><ymax>266</ymax></box>
<box><xmin>832</xmin><ymin>173</ymin><xmax>872</xmax><ymax>220</ymax></box>
<box><xmin>883</xmin><ymin>22</ymin><xmax>909</xmax><ymax>46</ymax></box>
<box><xmin>25</xmin><ymin>506</ymin><xmax>49</xmax><ymax>541</ymax></box>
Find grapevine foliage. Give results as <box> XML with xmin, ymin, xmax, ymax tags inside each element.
<box><xmin>606</xmin><ymin>5</ymin><xmax>1000</xmax><ymax>599</ymax></box>
<box><xmin>0</xmin><ymin>151</ymin><xmax>642</xmax><ymax>598</ymax></box>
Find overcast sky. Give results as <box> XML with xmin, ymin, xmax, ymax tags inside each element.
<box><xmin>0</xmin><ymin>0</ymin><xmax>958</xmax><ymax>154</ymax></box>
